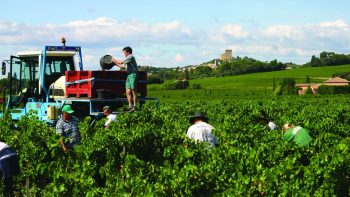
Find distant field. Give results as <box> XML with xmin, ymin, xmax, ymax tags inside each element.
<box><xmin>148</xmin><ymin>64</ymin><xmax>350</xmax><ymax>101</ymax></box>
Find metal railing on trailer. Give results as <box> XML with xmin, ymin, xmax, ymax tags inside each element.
<box><xmin>54</xmin><ymin>97</ymin><xmax>159</xmax><ymax>116</ymax></box>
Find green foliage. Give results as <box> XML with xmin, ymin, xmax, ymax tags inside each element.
<box><xmin>193</xmin><ymin>66</ymin><xmax>212</xmax><ymax>77</ymax></box>
<box><xmin>141</xmin><ymin>57</ymin><xmax>287</xmax><ymax>81</ymax></box>
<box><xmin>0</xmin><ymin>97</ymin><xmax>350</xmax><ymax>195</ymax></box>
<box><xmin>147</xmin><ymin>75</ymin><xmax>164</xmax><ymax>84</ymax></box>
<box><xmin>308</xmin><ymin>51</ymin><xmax>350</xmax><ymax>67</ymax></box>
<box><xmin>184</xmin><ymin>68</ymin><xmax>189</xmax><ymax>80</ymax></box>
<box><xmin>140</xmin><ymin>66</ymin><xmax>183</xmax><ymax>82</ymax></box>
<box><xmin>0</xmin><ymin>78</ymin><xmax>10</xmax><ymax>94</ymax></box>
<box><xmin>318</xmin><ymin>85</ymin><xmax>350</xmax><ymax>94</ymax></box>
<box><xmin>305</xmin><ymin>86</ymin><xmax>314</xmax><ymax>95</ymax></box>
<box><xmin>272</xmin><ymin>77</ymin><xmax>276</xmax><ymax>91</ymax></box>
<box><xmin>305</xmin><ymin>75</ymin><xmax>311</xmax><ymax>83</ymax></box>
<box><xmin>164</xmin><ymin>80</ymin><xmax>189</xmax><ymax>90</ymax></box>
<box><xmin>216</xmin><ymin>58</ymin><xmax>286</xmax><ymax>77</ymax></box>
<box><xmin>149</xmin><ymin>64</ymin><xmax>350</xmax><ymax>102</ymax></box>
<box><xmin>192</xmin><ymin>83</ymin><xmax>201</xmax><ymax>89</ymax></box>
<box><xmin>332</xmin><ymin>72</ymin><xmax>350</xmax><ymax>81</ymax></box>
<box><xmin>310</xmin><ymin>55</ymin><xmax>321</xmax><ymax>66</ymax></box>
<box><xmin>1</xmin><ymin>97</ymin><xmax>350</xmax><ymax>195</ymax></box>
<box><xmin>274</xmin><ymin>78</ymin><xmax>298</xmax><ymax>96</ymax></box>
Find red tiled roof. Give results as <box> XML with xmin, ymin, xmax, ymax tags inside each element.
<box><xmin>295</xmin><ymin>83</ymin><xmax>317</xmax><ymax>86</ymax></box>
<box><xmin>323</xmin><ymin>77</ymin><xmax>350</xmax><ymax>83</ymax></box>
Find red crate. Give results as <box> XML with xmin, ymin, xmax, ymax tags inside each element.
<box><xmin>65</xmin><ymin>71</ymin><xmax>91</xmax><ymax>97</ymax></box>
<box><xmin>65</xmin><ymin>70</ymin><xmax>147</xmax><ymax>98</ymax></box>
<box><xmin>92</xmin><ymin>71</ymin><xmax>125</xmax><ymax>98</ymax></box>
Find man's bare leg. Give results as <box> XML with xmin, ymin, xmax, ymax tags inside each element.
<box><xmin>132</xmin><ymin>89</ymin><xmax>137</xmax><ymax>110</ymax></box>
<box><xmin>126</xmin><ymin>88</ymin><xmax>133</xmax><ymax>109</ymax></box>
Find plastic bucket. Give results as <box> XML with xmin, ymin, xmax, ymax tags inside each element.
<box><xmin>100</xmin><ymin>55</ymin><xmax>115</xmax><ymax>70</ymax></box>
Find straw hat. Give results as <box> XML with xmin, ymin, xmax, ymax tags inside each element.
<box><xmin>189</xmin><ymin>112</ymin><xmax>208</xmax><ymax>124</ymax></box>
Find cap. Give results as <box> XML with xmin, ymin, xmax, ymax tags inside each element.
<box><xmin>62</xmin><ymin>105</ymin><xmax>74</xmax><ymax>114</ymax></box>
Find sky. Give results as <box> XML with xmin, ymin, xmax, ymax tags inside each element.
<box><xmin>1</xmin><ymin>0</ymin><xmax>350</xmax><ymax>70</ymax></box>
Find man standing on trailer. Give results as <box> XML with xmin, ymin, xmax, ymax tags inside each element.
<box><xmin>112</xmin><ymin>46</ymin><xmax>138</xmax><ymax>112</ymax></box>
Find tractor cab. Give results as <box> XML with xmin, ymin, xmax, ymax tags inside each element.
<box><xmin>1</xmin><ymin>44</ymin><xmax>83</xmax><ymax>122</ymax></box>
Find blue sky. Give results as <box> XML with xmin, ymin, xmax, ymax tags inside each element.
<box><xmin>1</xmin><ymin>0</ymin><xmax>350</xmax><ymax>69</ymax></box>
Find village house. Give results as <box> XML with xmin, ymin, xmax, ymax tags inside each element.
<box><xmin>206</xmin><ymin>59</ymin><xmax>219</xmax><ymax>69</ymax></box>
<box><xmin>296</xmin><ymin>77</ymin><xmax>350</xmax><ymax>95</ymax></box>
<box><xmin>296</xmin><ymin>83</ymin><xmax>320</xmax><ymax>95</ymax></box>
<box><xmin>323</xmin><ymin>77</ymin><xmax>350</xmax><ymax>86</ymax></box>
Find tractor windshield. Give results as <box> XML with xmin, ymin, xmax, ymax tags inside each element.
<box><xmin>45</xmin><ymin>56</ymin><xmax>75</xmax><ymax>76</ymax></box>
<box><xmin>44</xmin><ymin>56</ymin><xmax>75</xmax><ymax>89</ymax></box>
<box><xmin>9</xmin><ymin>56</ymin><xmax>39</xmax><ymax>107</ymax></box>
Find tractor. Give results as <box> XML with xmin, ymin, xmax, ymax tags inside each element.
<box><xmin>0</xmin><ymin>40</ymin><xmax>158</xmax><ymax>126</ymax></box>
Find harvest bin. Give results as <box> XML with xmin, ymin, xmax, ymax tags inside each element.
<box><xmin>65</xmin><ymin>71</ymin><xmax>147</xmax><ymax>98</ymax></box>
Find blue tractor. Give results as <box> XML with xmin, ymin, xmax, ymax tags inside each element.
<box><xmin>0</xmin><ymin>40</ymin><xmax>158</xmax><ymax>126</ymax></box>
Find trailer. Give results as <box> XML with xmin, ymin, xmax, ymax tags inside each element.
<box><xmin>0</xmin><ymin>42</ymin><xmax>158</xmax><ymax>126</ymax></box>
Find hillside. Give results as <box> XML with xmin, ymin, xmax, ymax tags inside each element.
<box><xmin>148</xmin><ymin>64</ymin><xmax>350</xmax><ymax>101</ymax></box>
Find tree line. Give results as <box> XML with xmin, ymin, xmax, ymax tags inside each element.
<box><xmin>306</xmin><ymin>51</ymin><xmax>350</xmax><ymax>67</ymax></box>
<box><xmin>141</xmin><ymin>57</ymin><xmax>287</xmax><ymax>84</ymax></box>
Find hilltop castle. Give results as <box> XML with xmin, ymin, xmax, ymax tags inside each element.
<box><xmin>220</xmin><ymin>49</ymin><xmax>233</xmax><ymax>61</ymax></box>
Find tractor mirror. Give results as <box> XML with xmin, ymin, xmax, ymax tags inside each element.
<box><xmin>1</xmin><ymin>61</ymin><xmax>6</xmax><ymax>75</ymax></box>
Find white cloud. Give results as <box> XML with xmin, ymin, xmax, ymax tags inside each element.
<box><xmin>207</xmin><ymin>33</ymin><xmax>226</xmax><ymax>43</ymax></box>
<box><xmin>0</xmin><ymin>17</ymin><xmax>194</xmax><ymax>46</ymax></box>
<box><xmin>319</xmin><ymin>19</ymin><xmax>348</xmax><ymax>29</ymax></box>
<box><xmin>0</xmin><ymin>18</ymin><xmax>350</xmax><ymax>67</ymax></box>
<box><xmin>63</xmin><ymin>17</ymin><xmax>193</xmax><ymax>45</ymax></box>
<box><xmin>262</xmin><ymin>25</ymin><xmax>304</xmax><ymax>42</ymax></box>
<box><xmin>259</xmin><ymin>20</ymin><xmax>350</xmax><ymax>49</ymax></box>
<box><xmin>217</xmin><ymin>19</ymin><xmax>350</xmax><ymax>63</ymax></box>
<box><xmin>152</xmin><ymin>21</ymin><xmax>192</xmax><ymax>36</ymax></box>
<box><xmin>220</xmin><ymin>24</ymin><xmax>248</xmax><ymax>38</ymax></box>
<box><xmin>81</xmin><ymin>53</ymin><xmax>98</xmax><ymax>70</ymax></box>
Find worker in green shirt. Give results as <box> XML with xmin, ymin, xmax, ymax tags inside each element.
<box><xmin>282</xmin><ymin>123</ymin><xmax>312</xmax><ymax>147</ymax></box>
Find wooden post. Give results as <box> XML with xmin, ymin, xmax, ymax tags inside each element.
<box><xmin>26</xmin><ymin>177</ymin><xmax>30</xmax><ymax>196</ymax></box>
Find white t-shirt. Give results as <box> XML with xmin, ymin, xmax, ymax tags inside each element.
<box><xmin>105</xmin><ymin>114</ymin><xmax>117</xmax><ymax>126</ymax></box>
<box><xmin>186</xmin><ymin>121</ymin><xmax>218</xmax><ymax>147</ymax></box>
<box><xmin>0</xmin><ymin>142</ymin><xmax>9</xmax><ymax>151</ymax></box>
<box><xmin>268</xmin><ymin>121</ymin><xmax>278</xmax><ymax>130</ymax></box>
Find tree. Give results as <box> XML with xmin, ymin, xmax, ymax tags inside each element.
<box><xmin>305</xmin><ymin>86</ymin><xmax>314</xmax><ymax>95</ymax></box>
<box><xmin>194</xmin><ymin>66</ymin><xmax>212</xmax><ymax>77</ymax></box>
<box><xmin>184</xmin><ymin>68</ymin><xmax>189</xmax><ymax>80</ymax></box>
<box><xmin>274</xmin><ymin>78</ymin><xmax>298</xmax><ymax>96</ymax></box>
<box><xmin>305</xmin><ymin>75</ymin><xmax>311</xmax><ymax>84</ymax></box>
<box><xmin>147</xmin><ymin>75</ymin><xmax>164</xmax><ymax>84</ymax></box>
<box><xmin>272</xmin><ymin>77</ymin><xmax>276</xmax><ymax>91</ymax></box>
<box><xmin>308</xmin><ymin>52</ymin><xmax>350</xmax><ymax>67</ymax></box>
<box><xmin>164</xmin><ymin>80</ymin><xmax>189</xmax><ymax>90</ymax></box>
<box><xmin>310</xmin><ymin>55</ymin><xmax>321</xmax><ymax>67</ymax></box>
<box><xmin>218</xmin><ymin>62</ymin><xmax>231</xmax><ymax>72</ymax></box>
<box><xmin>270</xmin><ymin>59</ymin><xmax>278</xmax><ymax>66</ymax></box>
